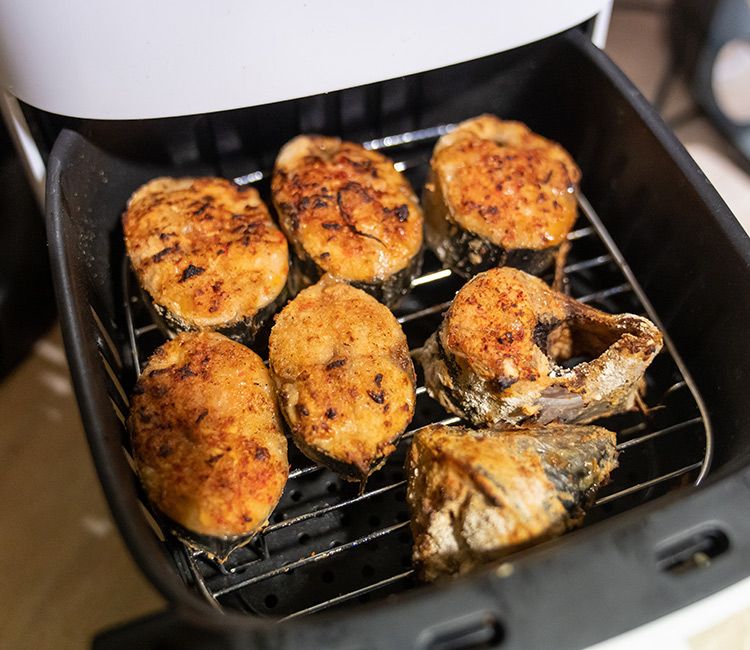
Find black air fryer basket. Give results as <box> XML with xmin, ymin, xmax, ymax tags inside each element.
<box><xmin>46</xmin><ymin>28</ymin><xmax>750</xmax><ymax>649</ymax></box>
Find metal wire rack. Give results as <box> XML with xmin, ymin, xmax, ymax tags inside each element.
<box><xmin>94</xmin><ymin>123</ymin><xmax>712</xmax><ymax>621</ymax></box>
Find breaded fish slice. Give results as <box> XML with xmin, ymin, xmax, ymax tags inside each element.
<box><xmin>272</xmin><ymin>136</ymin><xmax>424</xmax><ymax>306</ymax></box>
<box><xmin>129</xmin><ymin>332</ymin><xmax>288</xmax><ymax>540</ymax></box>
<box><xmin>424</xmin><ymin>114</ymin><xmax>581</xmax><ymax>277</ymax></box>
<box><xmin>406</xmin><ymin>423</ymin><xmax>618</xmax><ymax>581</ymax></box>
<box><xmin>123</xmin><ymin>177</ymin><xmax>288</xmax><ymax>342</ymax></box>
<box><xmin>269</xmin><ymin>275</ymin><xmax>417</xmax><ymax>481</ymax></box>
<box><xmin>417</xmin><ymin>267</ymin><xmax>662</xmax><ymax>427</ymax></box>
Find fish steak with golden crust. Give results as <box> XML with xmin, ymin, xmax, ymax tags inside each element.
<box><xmin>272</xmin><ymin>135</ymin><xmax>424</xmax><ymax>306</ymax></box>
<box><xmin>123</xmin><ymin>177</ymin><xmax>289</xmax><ymax>343</ymax></box>
<box><xmin>129</xmin><ymin>332</ymin><xmax>288</xmax><ymax>539</ymax></box>
<box><xmin>269</xmin><ymin>275</ymin><xmax>416</xmax><ymax>481</ymax></box>
<box><xmin>424</xmin><ymin>114</ymin><xmax>581</xmax><ymax>277</ymax></box>
<box><xmin>417</xmin><ymin>267</ymin><xmax>662</xmax><ymax>427</ymax></box>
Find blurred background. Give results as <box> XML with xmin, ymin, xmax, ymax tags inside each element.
<box><xmin>0</xmin><ymin>1</ymin><xmax>748</xmax><ymax>647</ymax></box>
<box><xmin>609</xmin><ymin>0</ymin><xmax>749</xmax><ymax>231</ymax></box>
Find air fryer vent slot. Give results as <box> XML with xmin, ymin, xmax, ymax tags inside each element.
<box><xmin>417</xmin><ymin>611</ymin><xmax>504</xmax><ymax>650</ymax></box>
<box><xmin>657</xmin><ymin>527</ymin><xmax>730</xmax><ymax>575</ymax></box>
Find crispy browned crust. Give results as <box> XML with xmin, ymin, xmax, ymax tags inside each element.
<box><xmin>268</xmin><ymin>275</ymin><xmax>416</xmax><ymax>481</ymax></box>
<box><xmin>424</xmin><ymin>115</ymin><xmax>580</xmax><ymax>275</ymax></box>
<box><xmin>123</xmin><ymin>177</ymin><xmax>289</xmax><ymax>334</ymax></box>
<box><xmin>272</xmin><ymin>135</ymin><xmax>424</xmax><ymax>301</ymax></box>
<box><xmin>406</xmin><ymin>423</ymin><xmax>618</xmax><ymax>581</ymax></box>
<box><xmin>417</xmin><ymin>267</ymin><xmax>663</xmax><ymax>427</ymax></box>
<box><xmin>129</xmin><ymin>332</ymin><xmax>288</xmax><ymax>538</ymax></box>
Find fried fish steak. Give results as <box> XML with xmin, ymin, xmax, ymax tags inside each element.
<box><xmin>424</xmin><ymin>114</ymin><xmax>581</xmax><ymax>277</ymax></box>
<box><xmin>129</xmin><ymin>332</ymin><xmax>289</xmax><ymax>538</ymax></box>
<box><xmin>268</xmin><ymin>275</ymin><xmax>417</xmax><ymax>481</ymax></box>
<box><xmin>123</xmin><ymin>177</ymin><xmax>289</xmax><ymax>343</ymax></box>
<box><xmin>407</xmin><ymin>423</ymin><xmax>618</xmax><ymax>581</ymax></box>
<box><xmin>417</xmin><ymin>267</ymin><xmax>662</xmax><ymax>427</ymax></box>
<box><xmin>272</xmin><ymin>135</ymin><xmax>424</xmax><ymax>306</ymax></box>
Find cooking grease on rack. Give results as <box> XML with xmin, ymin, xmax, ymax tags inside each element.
<box><xmin>112</xmin><ymin>123</ymin><xmax>711</xmax><ymax>620</ymax></box>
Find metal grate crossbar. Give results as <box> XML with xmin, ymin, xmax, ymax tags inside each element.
<box><xmin>101</xmin><ymin>122</ymin><xmax>712</xmax><ymax>620</ymax></box>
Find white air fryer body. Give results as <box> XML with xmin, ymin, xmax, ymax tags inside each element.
<box><xmin>0</xmin><ymin>1</ymin><xmax>611</xmax><ymax>119</ymax></box>
<box><xmin>0</xmin><ymin>0</ymin><xmax>612</xmax><ymax>204</ymax></box>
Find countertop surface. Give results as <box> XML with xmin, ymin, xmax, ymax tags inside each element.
<box><xmin>1</xmin><ymin>3</ymin><xmax>748</xmax><ymax>648</ymax></box>
<box><xmin>0</xmin><ymin>328</ymin><xmax>163</xmax><ymax>648</ymax></box>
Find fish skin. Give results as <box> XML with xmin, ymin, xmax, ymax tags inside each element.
<box><xmin>417</xmin><ymin>267</ymin><xmax>662</xmax><ymax>428</ymax></box>
<box><xmin>406</xmin><ymin>423</ymin><xmax>617</xmax><ymax>581</ymax></box>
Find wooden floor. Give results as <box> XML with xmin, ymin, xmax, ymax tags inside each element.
<box><xmin>0</xmin><ymin>327</ymin><xmax>163</xmax><ymax>649</ymax></box>
<box><xmin>0</xmin><ymin>3</ymin><xmax>747</xmax><ymax>648</ymax></box>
